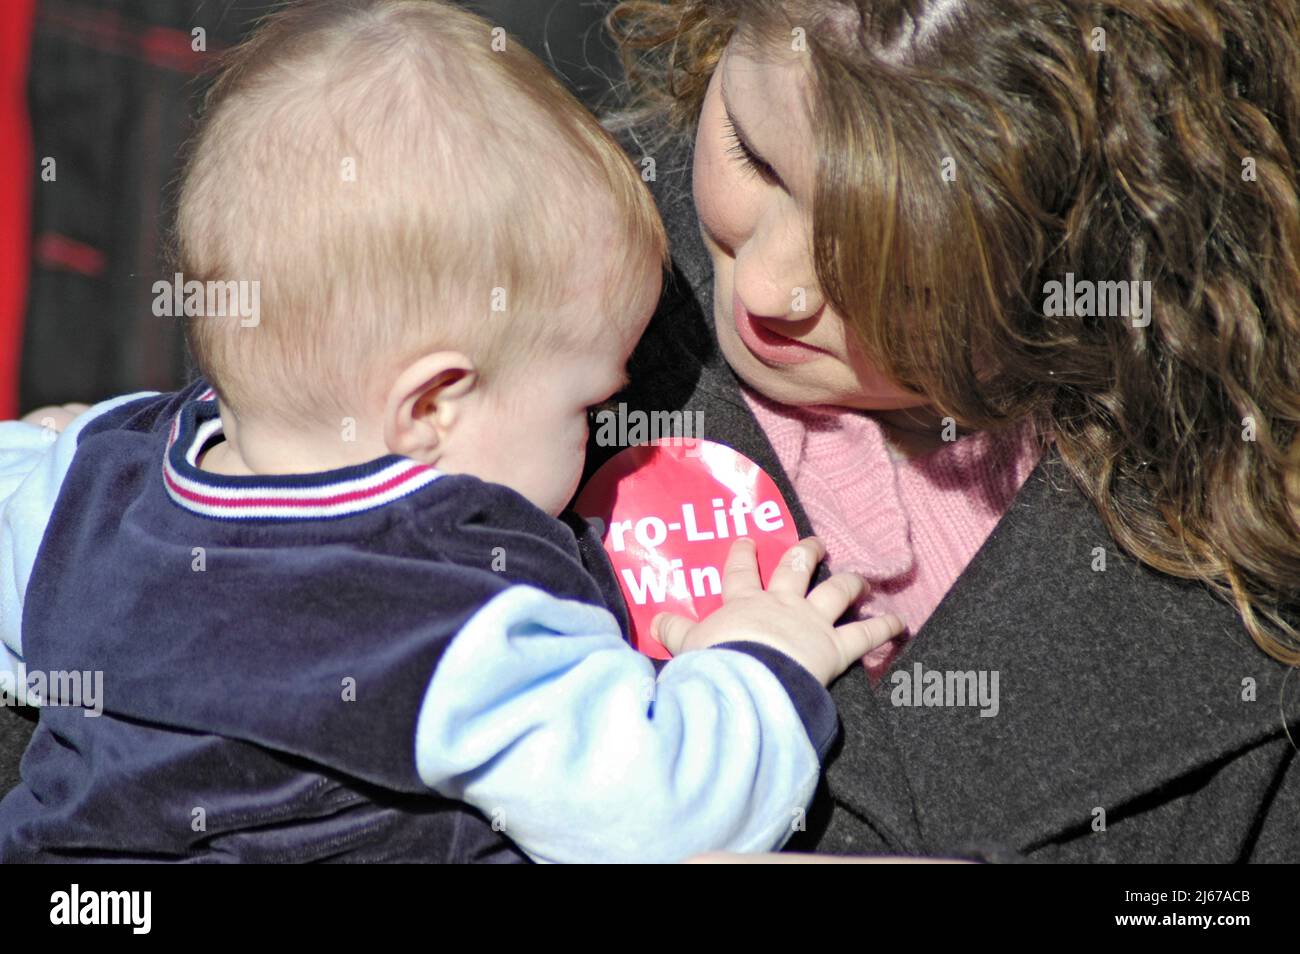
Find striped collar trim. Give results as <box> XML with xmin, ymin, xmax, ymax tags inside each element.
<box><xmin>162</xmin><ymin>388</ymin><xmax>442</xmax><ymax>521</ymax></box>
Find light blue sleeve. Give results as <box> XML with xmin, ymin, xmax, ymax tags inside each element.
<box><xmin>0</xmin><ymin>394</ymin><xmax>157</xmax><ymax>703</ymax></box>
<box><xmin>414</xmin><ymin>585</ymin><xmax>824</xmax><ymax>864</ymax></box>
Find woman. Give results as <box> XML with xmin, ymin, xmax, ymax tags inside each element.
<box><xmin>588</xmin><ymin>0</ymin><xmax>1300</xmax><ymax>860</ymax></box>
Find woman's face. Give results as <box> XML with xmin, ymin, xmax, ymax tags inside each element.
<box><xmin>693</xmin><ymin>35</ymin><xmax>928</xmax><ymax>411</ymax></box>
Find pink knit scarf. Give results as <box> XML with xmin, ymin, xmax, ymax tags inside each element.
<box><xmin>742</xmin><ymin>386</ymin><xmax>1044</xmax><ymax>680</ymax></box>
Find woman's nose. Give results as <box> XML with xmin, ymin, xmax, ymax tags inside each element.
<box><xmin>732</xmin><ymin>215</ymin><xmax>823</xmax><ymax>320</ymax></box>
<box><xmin>733</xmin><ymin>259</ymin><xmax>824</xmax><ymax>322</ymax></box>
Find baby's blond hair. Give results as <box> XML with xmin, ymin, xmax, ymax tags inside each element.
<box><xmin>178</xmin><ymin>0</ymin><xmax>667</xmax><ymax>428</ymax></box>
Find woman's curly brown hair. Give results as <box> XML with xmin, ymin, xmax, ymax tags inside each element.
<box><xmin>607</xmin><ymin>0</ymin><xmax>1300</xmax><ymax>662</ymax></box>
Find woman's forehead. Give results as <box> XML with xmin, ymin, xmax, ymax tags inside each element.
<box><xmin>718</xmin><ymin>40</ymin><xmax>816</xmax><ymax>198</ymax></box>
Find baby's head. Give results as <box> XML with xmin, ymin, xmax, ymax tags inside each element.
<box><xmin>177</xmin><ymin>0</ymin><xmax>666</xmax><ymax>514</ymax></box>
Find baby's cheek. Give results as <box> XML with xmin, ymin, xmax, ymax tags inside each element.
<box><xmin>567</xmin><ymin>427</ymin><xmax>587</xmax><ymax>483</ymax></box>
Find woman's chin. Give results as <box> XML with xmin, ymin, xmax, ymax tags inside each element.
<box><xmin>716</xmin><ymin>330</ymin><xmax>823</xmax><ymax>403</ymax></box>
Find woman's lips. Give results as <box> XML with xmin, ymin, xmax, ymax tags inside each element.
<box><xmin>732</xmin><ymin>291</ymin><xmax>824</xmax><ymax>366</ymax></box>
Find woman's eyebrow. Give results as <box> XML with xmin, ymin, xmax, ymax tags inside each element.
<box><xmin>720</xmin><ymin>80</ymin><xmax>770</xmax><ymax>166</ymax></box>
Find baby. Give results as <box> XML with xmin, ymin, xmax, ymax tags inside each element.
<box><xmin>0</xmin><ymin>0</ymin><xmax>900</xmax><ymax>862</ymax></box>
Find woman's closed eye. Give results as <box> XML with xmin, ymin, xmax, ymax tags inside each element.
<box><xmin>723</xmin><ymin>114</ymin><xmax>783</xmax><ymax>187</ymax></box>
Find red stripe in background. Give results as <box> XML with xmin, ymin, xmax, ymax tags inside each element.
<box><xmin>37</xmin><ymin>3</ymin><xmax>224</xmax><ymax>76</ymax></box>
<box><xmin>34</xmin><ymin>232</ymin><xmax>107</xmax><ymax>277</ymax></box>
<box><xmin>0</xmin><ymin>0</ymin><xmax>35</xmax><ymax>418</ymax></box>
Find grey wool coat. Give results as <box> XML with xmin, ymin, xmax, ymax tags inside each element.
<box><xmin>580</xmin><ymin>127</ymin><xmax>1300</xmax><ymax>863</ymax></box>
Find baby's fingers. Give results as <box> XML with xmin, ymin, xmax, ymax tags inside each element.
<box><xmin>651</xmin><ymin>612</ymin><xmax>696</xmax><ymax>656</ymax></box>
<box><xmin>806</xmin><ymin>571</ymin><xmax>866</xmax><ymax>621</ymax></box>
<box><xmin>720</xmin><ymin>538</ymin><xmax>762</xmax><ymax>602</ymax></box>
<box><xmin>833</xmin><ymin>614</ymin><xmax>906</xmax><ymax>672</ymax></box>
<box><xmin>767</xmin><ymin>537</ymin><xmax>825</xmax><ymax>598</ymax></box>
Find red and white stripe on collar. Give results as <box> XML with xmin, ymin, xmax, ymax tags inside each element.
<box><xmin>162</xmin><ymin>389</ymin><xmax>442</xmax><ymax>520</ymax></box>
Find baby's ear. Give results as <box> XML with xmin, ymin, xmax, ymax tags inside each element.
<box><xmin>382</xmin><ymin>351</ymin><xmax>479</xmax><ymax>462</ymax></box>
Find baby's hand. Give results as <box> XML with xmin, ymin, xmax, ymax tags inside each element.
<box><xmin>20</xmin><ymin>403</ymin><xmax>90</xmax><ymax>434</ymax></box>
<box><xmin>650</xmin><ymin>537</ymin><xmax>905</xmax><ymax>686</ymax></box>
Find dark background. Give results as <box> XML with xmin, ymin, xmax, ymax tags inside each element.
<box><xmin>9</xmin><ymin>0</ymin><xmax>623</xmax><ymax>412</ymax></box>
